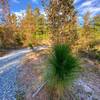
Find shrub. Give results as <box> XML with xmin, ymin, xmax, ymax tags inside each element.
<box><xmin>15</xmin><ymin>33</ymin><xmax>23</xmax><ymax>46</ymax></box>
<box><xmin>45</xmin><ymin>43</ymin><xmax>80</xmax><ymax>99</ymax></box>
<box><xmin>28</xmin><ymin>43</ymin><xmax>33</xmax><ymax>49</ymax></box>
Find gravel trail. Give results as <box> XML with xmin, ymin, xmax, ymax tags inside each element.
<box><xmin>0</xmin><ymin>48</ymin><xmax>31</xmax><ymax>100</ymax></box>
<box><xmin>0</xmin><ymin>46</ymin><xmax>47</xmax><ymax>100</ymax></box>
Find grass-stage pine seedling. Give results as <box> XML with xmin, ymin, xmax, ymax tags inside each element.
<box><xmin>45</xmin><ymin>43</ymin><xmax>81</xmax><ymax>100</ymax></box>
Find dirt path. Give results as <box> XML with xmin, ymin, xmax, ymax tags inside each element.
<box><xmin>0</xmin><ymin>46</ymin><xmax>48</xmax><ymax>100</ymax></box>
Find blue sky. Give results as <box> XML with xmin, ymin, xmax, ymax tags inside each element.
<box><xmin>74</xmin><ymin>0</ymin><xmax>100</xmax><ymax>24</ymax></box>
<box><xmin>9</xmin><ymin>0</ymin><xmax>100</xmax><ymax>23</ymax></box>
<box><xmin>74</xmin><ymin>0</ymin><xmax>100</xmax><ymax>16</ymax></box>
<box><xmin>9</xmin><ymin>0</ymin><xmax>44</xmax><ymax>15</ymax></box>
<box><xmin>10</xmin><ymin>0</ymin><xmax>43</xmax><ymax>12</ymax></box>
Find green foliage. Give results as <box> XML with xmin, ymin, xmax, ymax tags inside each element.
<box><xmin>93</xmin><ymin>15</ymin><xmax>100</xmax><ymax>31</ymax></box>
<box><xmin>42</xmin><ymin>0</ymin><xmax>77</xmax><ymax>44</ymax></box>
<box><xmin>34</xmin><ymin>8</ymin><xmax>49</xmax><ymax>36</ymax></box>
<box><xmin>0</xmin><ymin>25</ymin><xmax>15</xmax><ymax>48</ymax></box>
<box><xmin>96</xmin><ymin>52</ymin><xmax>100</xmax><ymax>60</ymax></box>
<box><xmin>28</xmin><ymin>42</ymin><xmax>33</xmax><ymax>49</ymax></box>
<box><xmin>19</xmin><ymin>4</ymin><xmax>35</xmax><ymax>46</ymax></box>
<box><xmin>0</xmin><ymin>4</ymin><xmax>49</xmax><ymax>48</ymax></box>
<box><xmin>15</xmin><ymin>33</ymin><xmax>23</xmax><ymax>46</ymax></box>
<box><xmin>45</xmin><ymin>43</ymin><xmax>80</xmax><ymax>98</ymax></box>
<box><xmin>33</xmin><ymin>33</ymin><xmax>49</xmax><ymax>39</ymax></box>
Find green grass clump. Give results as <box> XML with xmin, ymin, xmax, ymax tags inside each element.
<box><xmin>45</xmin><ymin>43</ymin><xmax>81</xmax><ymax>99</ymax></box>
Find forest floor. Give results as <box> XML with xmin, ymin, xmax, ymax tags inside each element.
<box><xmin>17</xmin><ymin>49</ymin><xmax>100</xmax><ymax>100</ymax></box>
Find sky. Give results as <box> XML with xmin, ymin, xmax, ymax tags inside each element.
<box><xmin>9</xmin><ymin>0</ymin><xmax>44</xmax><ymax>16</ymax></box>
<box><xmin>3</xmin><ymin>0</ymin><xmax>100</xmax><ymax>24</ymax></box>
<box><xmin>74</xmin><ymin>0</ymin><xmax>100</xmax><ymax>24</ymax></box>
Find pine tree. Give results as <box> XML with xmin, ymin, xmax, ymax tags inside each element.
<box><xmin>93</xmin><ymin>15</ymin><xmax>100</xmax><ymax>31</ymax></box>
<box><xmin>0</xmin><ymin>14</ymin><xmax>18</xmax><ymax>48</ymax></box>
<box><xmin>20</xmin><ymin>4</ymin><xmax>35</xmax><ymax>46</ymax></box>
<box><xmin>33</xmin><ymin>8</ymin><xmax>49</xmax><ymax>44</ymax></box>
<box><xmin>41</xmin><ymin>0</ymin><xmax>77</xmax><ymax>44</ymax></box>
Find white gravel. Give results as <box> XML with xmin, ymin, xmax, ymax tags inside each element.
<box><xmin>0</xmin><ymin>46</ymin><xmax>47</xmax><ymax>100</ymax></box>
<box><xmin>0</xmin><ymin>48</ymin><xmax>31</xmax><ymax>100</ymax></box>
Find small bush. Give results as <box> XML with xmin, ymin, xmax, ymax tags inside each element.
<box><xmin>28</xmin><ymin>43</ymin><xmax>33</xmax><ymax>49</ymax></box>
<box><xmin>15</xmin><ymin>36</ymin><xmax>23</xmax><ymax>46</ymax></box>
<box><xmin>45</xmin><ymin>43</ymin><xmax>81</xmax><ymax>99</ymax></box>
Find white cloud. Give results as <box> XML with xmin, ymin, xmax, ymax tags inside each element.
<box><xmin>32</xmin><ymin>0</ymin><xmax>38</xmax><ymax>4</ymax></box>
<box><xmin>40</xmin><ymin>10</ymin><xmax>46</xmax><ymax>16</ymax></box>
<box><xmin>92</xmin><ymin>0</ymin><xmax>100</xmax><ymax>7</ymax></box>
<box><xmin>12</xmin><ymin>10</ymin><xmax>26</xmax><ymax>21</ymax></box>
<box><xmin>91</xmin><ymin>7</ymin><xmax>100</xmax><ymax>12</ymax></box>
<box><xmin>76</xmin><ymin>0</ymin><xmax>100</xmax><ymax>17</ymax></box>
<box><xmin>80</xmin><ymin>1</ymin><xmax>92</xmax><ymax>8</ymax></box>
<box><xmin>14</xmin><ymin>10</ymin><xmax>25</xmax><ymax>16</ymax></box>
<box><xmin>78</xmin><ymin>6</ymin><xmax>100</xmax><ymax>17</ymax></box>
<box><xmin>12</xmin><ymin>0</ymin><xmax>20</xmax><ymax>3</ymax></box>
<box><xmin>12</xmin><ymin>10</ymin><xmax>26</xmax><ymax>24</ymax></box>
<box><xmin>90</xmin><ymin>7</ymin><xmax>100</xmax><ymax>17</ymax></box>
<box><xmin>74</xmin><ymin>0</ymin><xmax>82</xmax><ymax>4</ymax></box>
<box><xmin>85</xmin><ymin>7</ymin><xmax>99</xmax><ymax>13</ymax></box>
